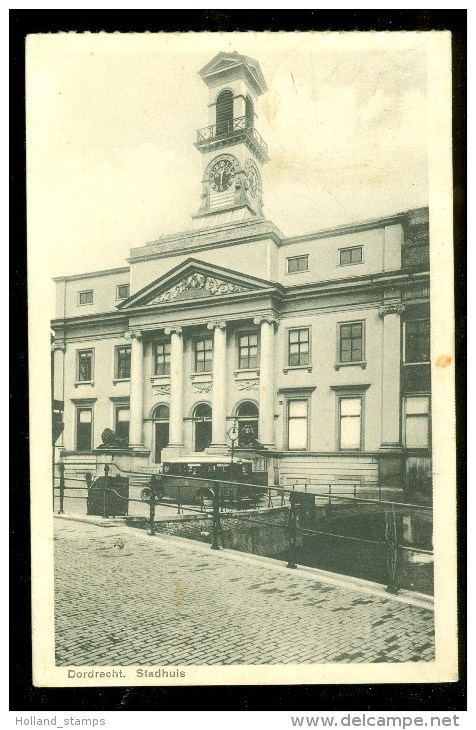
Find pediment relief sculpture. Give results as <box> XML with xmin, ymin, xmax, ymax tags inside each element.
<box><xmin>147</xmin><ymin>272</ymin><xmax>249</xmax><ymax>305</ymax></box>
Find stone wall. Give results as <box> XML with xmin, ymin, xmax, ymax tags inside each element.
<box><xmin>126</xmin><ymin>506</ymin><xmax>291</xmax><ymax>558</ymax></box>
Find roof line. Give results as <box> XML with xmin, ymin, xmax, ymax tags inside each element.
<box><xmin>53</xmin><ymin>265</ymin><xmax>129</xmax><ymax>283</ymax></box>
<box><xmin>282</xmin><ymin>207</ymin><xmax>429</xmax><ymax>245</ymax></box>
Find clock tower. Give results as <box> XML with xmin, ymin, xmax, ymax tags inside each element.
<box><xmin>193</xmin><ymin>52</ymin><xmax>269</xmax><ymax>226</ymax></box>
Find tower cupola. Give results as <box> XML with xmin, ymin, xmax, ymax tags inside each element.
<box><xmin>193</xmin><ymin>52</ymin><xmax>269</xmax><ymax>226</ymax></box>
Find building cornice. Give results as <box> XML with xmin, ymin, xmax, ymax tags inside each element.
<box><xmin>280</xmin><ymin>207</ymin><xmax>428</xmax><ymax>246</ymax></box>
<box><xmin>282</xmin><ymin>268</ymin><xmax>429</xmax><ymax>302</ymax></box>
<box><xmin>128</xmin><ymin>220</ymin><xmax>284</xmax><ymax>263</ymax></box>
<box><xmin>52</xmin><ymin>266</ymin><xmax>130</xmax><ymax>283</ymax></box>
<box><xmin>51</xmin><ymin>311</ymin><xmax>128</xmax><ymax>328</ymax></box>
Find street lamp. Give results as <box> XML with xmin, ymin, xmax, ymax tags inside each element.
<box><xmin>228</xmin><ymin>421</ymin><xmax>239</xmax><ymax>465</ymax></box>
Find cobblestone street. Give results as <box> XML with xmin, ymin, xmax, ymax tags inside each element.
<box><xmin>54</xmin><ymin>516</ymin><xmax>435</xmax><ymax>666</ymax></box>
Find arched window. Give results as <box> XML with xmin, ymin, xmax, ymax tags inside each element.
<box><xmin>153</xmin><ymin>404</ymin><xmax>169</xmax><ymax>463</ymax></box>
<box><xmin>236</xmin><ymin>401</ymin><xmax>259</xmax><ymax>447</ymax></box>
<box><xmin>194</xmin><ymin>403</ymin><xmax>212</xmax><ymax>420</ymax></box>
<box><xmin>216</xmin><ymin>90</ymin><xmax>233</xmax><ymax>135</ymax></box>
<box><xmin>245</xmin><ymin>96</ymin><xmax>254</xmax><ymax>129</ymax></box>
<box><xmin>193</xmin><ymin>403</ymin><xmax>212</xmax><ymax>452</ymax></box>
<box><xmin>154</xmin><ymin>404</ymin><xmax>170</xmax><ymax>421</ymax></box>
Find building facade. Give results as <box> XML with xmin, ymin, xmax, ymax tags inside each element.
<box><xmin>51</xmin><ymin>52</ymin><xmax>431</xmax><ymax>495</ymax></box>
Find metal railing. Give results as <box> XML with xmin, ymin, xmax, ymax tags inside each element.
<box><xmin>53</xmin><ymin>461</ymin><xmax>433</xmax><ymax>596</ymax></box>
<box><xmin>196</xmin><ymin>116</ymin><xmax>268</xmax><ymax>156</ymax></box>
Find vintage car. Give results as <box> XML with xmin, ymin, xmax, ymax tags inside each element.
<box><xmin>140</xmin><ymin>455</ymin><xmax>266</xmax><ymax>505</ymax></box>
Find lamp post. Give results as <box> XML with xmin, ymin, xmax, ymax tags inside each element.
<box><xmin>228</xmin><ymin>421</ymin><xmax>239</xmax><ymax>465</ymax></box>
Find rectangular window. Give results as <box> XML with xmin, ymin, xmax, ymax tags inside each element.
<box><xmin>114</xmin><ymin>406</ymin><xmax>130</xmax><ymax>443</ymax></box>
<box><xmin>339</xmin><ymin>397</ymin><xmax>362</xmax><ymax>450</ymax></box>
<box><xmin>405</xmin><ymin>319</ymin><xmax>430</xmax><ymax>363</ymax></box>
<box><xmin>339</xmin><ymin>322</ymin><xmax>363</xmax><ymax>363</ymax></box>
<box><xmin>287</xmin><ymin>255</ymin><xmax>309</xmax><ymax>274</ymax></box>
<box><xmin>77</xmin><ymin>350</ymin><xmax>93</xmax><ymax>382</ymax></box>
<box><xmin>288</xmin><ymin>328</ymin><xmax>310</xmax><ymax>367</ymax></box>
<box><xmin>404</xmin><ymin>396</ymin><xmax>430</xmax><ymax>449</ymax></box>
<box><xmin>116</xmin><ymin>284</ymin><xmax>130</xmax><ymax>300</ymax></box>
<box><xmin>155</xmin><ymin>340</ymin><xmax>171</xmax><ymax>376</ymax></box>
<box><xmin>76</xmin><ymin>408</ymin><xmax>93</xmax><ymax>451</ymax></box>
<box><xmin>78</xmin><ymin>290</ymin><xmax>93</xmax><ymax>305</ymax></box>
<box><xmin>339</xmin><ymin>246</ymin><xmax>363</xmax><ymax>266</ymax></box>
<box><xmin>287</xmin><ymin>399</ymin><xmax>308</xmax><ymax>450</ymax></box>
<box><xmin>238</xmin><ymin>333</ymin><xmax>258</xmax><ymax>369</ymax></box>
<box><xmin>195</xmin><ymin>337</ymin><xmax>213</xmax><ymax>373</ymax></box>
<box><xmin>115</xmin><ymin>346</ymin><xmax>131</xmax><ymax>379</ymax></box>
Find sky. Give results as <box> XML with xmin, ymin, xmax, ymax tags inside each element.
<box><xmin>26</xmin><ymin>31</ymin><xmax>432</xmax><ymax>315</ymax></box>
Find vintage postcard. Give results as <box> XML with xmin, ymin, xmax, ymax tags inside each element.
<box><xmin>27</xmin><ymin>31</ymin><xmax>457</xmax><ymax>687</ymax></box>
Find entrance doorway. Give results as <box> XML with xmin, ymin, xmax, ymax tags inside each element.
<box><xmin>193</xmin><ymin>403</ymin><xmax>212</xmax><ymax>452</ymax></box>
<box><xmin>153</xmin><ymin>404</ymin><xmax>169</xmax><ymax>463</ymax></box>
<box><xmin>236</xmin><ymin>401</ymin><xmax>259</xmax><ymax>447</ymax></box>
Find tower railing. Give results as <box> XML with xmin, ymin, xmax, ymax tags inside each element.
<box><xmin>196</xmin><ymin>116</ymin><xmax>268</xmax><ymax>157</ymax></box>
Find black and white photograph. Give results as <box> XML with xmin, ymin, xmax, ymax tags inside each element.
<box><xmin>26</xmin><ymin>30</ymin><xmax>457</xmax><ymax>687</ymax></box>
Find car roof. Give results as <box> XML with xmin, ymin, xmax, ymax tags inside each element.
<box><xmin>163</xmin><ymin>456</ymin><xmax>252</xmax><ymax>465</ymax></box>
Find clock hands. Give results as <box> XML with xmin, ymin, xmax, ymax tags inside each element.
<box><xmin>210</xmin><ymin>157</ymin><xmax>237</xmax><ymax>192</ymax></box>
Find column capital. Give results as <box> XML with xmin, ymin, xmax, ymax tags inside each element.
<box><xmin>253</xmin><ymin>314</ymin><xmax>280</xmax><ymax>327</ymax></box>
<box><xmin>206</xmin><ymin>320</ymin><xmax>226</xmax><ymax>331</ymax></box>
<box><xmin>164</xmin><ymin>326</ymin><xmax>183</xmax><ymax>336</ymax></box>
<box><xmin>51</xmin><ymin>342</ymin><xmax>66</xmax><ymax>353</ymax></box>
<box><xmin>125</xmin><ymin>329</ymin><xmax>142</xmax><ymax>341</ymax></box>
<box><xmin>378</xmin><ymin>304</ymin><xmax>405</xmax><ymax>318</ymax></box>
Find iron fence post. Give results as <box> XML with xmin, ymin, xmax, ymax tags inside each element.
<box><xmin>102</xmin><ymin>463</ymin><xmax>110</xmax><ymax>518</ymax></box>
<box><xmin>148</xmin><ymin>483</ymin><xmax>156</xmax><ymax>536</ymax></box>
<box><xmin>177</xmin><ymin>486</ymin><xmax>182</xmax><ymax>515</ymax></box>
<box><xmin>268</xmin><ymin>488</ymin><xmax>272</xmax><ymax>509</ymax></box>
<box><xmin>211</xmin><ymin>486</ymin><xmax>221</xmax><ymax>550</ymax></box>
<box><xmin>58</xmin><ymin>463</ymin><xmax>65</xmax><ymax>514</ymax></box>
<box><xmin>287</xmin><ymin>494</ymin><xmax>298</xmax><ymax>569</ymax></box>
<box><xmin>385</xmin><ymin>507</ymin><xmax>402</xmax><ymax>594</ymax></box>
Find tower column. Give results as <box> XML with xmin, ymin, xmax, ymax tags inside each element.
<box><xmin>166</xmin><ymin>326</ymin><xmax>184</xmax><ymax>448</ymax></box>
<box><xmin>254</xmin><ymin>315</ymin><xmax>278</xmax><ymax>448</ymax></box>
<box><xmin>207</xmin><ymin>321</ymin><xmax>227</xmax><ymax>450</ymax></box>
<box><xmin>128</xmin><ymin>331</ymin><xmax>144</xmax><ymax>448</ymax></box>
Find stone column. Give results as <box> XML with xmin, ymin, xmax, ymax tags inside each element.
<box><xmin>51</xmin><ymin>342</ymin><xmax>66</xmax><ymax>448</ymax></box>
<box><xmin>51</xmin><ymin>343</ymin><xmax>65</xmax><ymax>400</ymax></box>
<box><xmin>165</xmin><ymin>326</ymin><xmax>184</xmax><ymax>447</ymax></box>
<box><xmin>378</xmin><ymin>304</ymin><xmax>404</xmax><ymax>488</ymax></box>
<box><xmin>254</xmin><ymin>315</ymin><xmax>278</xmax><ymax>448</ymax></box>
<box><xmin>379</xmin><ymin>304</ymin><xmax>405</xmax><ymax>448</ymax></box>
<box><xmin>128</xmin><ymin>331</ymin><xmax>144</xmax><ymax>448</ymax></box>
<box><xmin>207</xmin><ymin>321</ymin><xmax>227</xmax><ymax>450</ymax></box>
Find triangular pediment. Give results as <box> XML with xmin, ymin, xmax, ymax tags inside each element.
<box><xmin>117</xmin><ymin>258</ymin><xmax>278</xmax><ymax>310</ymax></box>
<box><xmin>199</xmin><ymin>52</ymin><xmax>267</xmax><ymax>95</ymax></box>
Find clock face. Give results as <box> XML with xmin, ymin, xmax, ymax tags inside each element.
<box><xmin>245</xmin><ymin>160</ymin><xmax>260</xmax><ymax>198</ymax></box>
<box><xmin>209</xmin><ymin>156</ymin><xmax>238</xmax><ymax>192</ymax></box>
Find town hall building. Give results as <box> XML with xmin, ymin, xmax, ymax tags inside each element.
<box><xmin>51</xmin><ymin>52</ymin><xmax>431</xmax><ymax>495</ymax></box>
